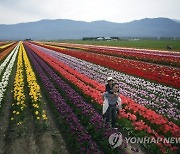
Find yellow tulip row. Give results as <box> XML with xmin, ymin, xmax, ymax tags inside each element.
<box><xmin>0</xmin><ymin>43</ymin><xmax>14</xmax><ymax>49</ymax></box>
<box><xmin>12</xmin><ymin>42</ymin><xmax>26</xmax><ymax>126</ymax></box>
<box><xmin>11</xmin><ymin>42</ymin><xmax>47</xmax><ymax>127</ymax></box>
<box><xmin>21</xmin><ymin>43</ymin><xmax>47</xmax><ymax>121</ymax></box>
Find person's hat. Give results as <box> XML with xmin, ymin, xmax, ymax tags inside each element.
<box><xmin>107</xmin><ymin>77</ymin><xmax>113</xmax><ymax>81</ymax></box>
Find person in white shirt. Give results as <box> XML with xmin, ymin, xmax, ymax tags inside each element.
<box><xmin>103</xmin><ymin>83</ymin><xmax>122</xmax><ymax>129</ymax></box>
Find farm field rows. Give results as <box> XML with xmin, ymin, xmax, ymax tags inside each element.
<box><xmin>34</xmin><ymin>42</ymin><xmax>180</xmax><ymax>88</ymax></box>
<box><xmin>0</xmin><ymin>41</ymin><xmax>179</xmax><ymax>154</ymax></box>
<box><xmin>46</xmin><ymin>42</ymin><xmax>180</xmax><ymax>67</ymax></box>
<box><xmin>54</xmin><ymin>40</ymin><xmax>180</xmax><ymax>52</ymax></box>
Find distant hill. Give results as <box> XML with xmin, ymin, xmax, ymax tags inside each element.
<box><xmin>0</xmin><ymin>17</ymin><xmax>180</xmax><ymax>40</ymax></box>
<box><xmin>173</xmin><ymin>19</ymin><xmax>180</xmax><ymax>23</ymax></box>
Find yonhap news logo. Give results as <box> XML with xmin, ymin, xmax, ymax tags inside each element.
<box><xmin>108</xmin><ymin>132</ymin><xmax>123</xmax><ymax>148</ymax></box>
<box><xmin>109</xmin><ymin>131</ymin><xmax>180</xmax><ymax>148</ymax></box>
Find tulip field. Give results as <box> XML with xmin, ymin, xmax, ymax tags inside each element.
<box><xmin>0</xmin><ymin>41</ymin><xmax>179</xmax><ymax>154</ymax></box>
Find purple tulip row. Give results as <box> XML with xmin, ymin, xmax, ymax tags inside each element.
<box><xmin>30</xmin><ymin>44</ymin><xmax>180</xmax><ymax>121</ymax></box>
<box><xmin>25</xmin><ymin>45</ymin><xmax>102</xmax><ymax>153</ymax></box>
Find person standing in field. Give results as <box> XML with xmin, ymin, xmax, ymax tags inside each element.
<box><xmin>103</xmin><ymin>83</ymin><xmax>122</xmax><ymax>129</ymax></box>
<box><xmin>103</xmin><ymin>77</ymin><xmax>114</xmax><ymax>121</ymax></box>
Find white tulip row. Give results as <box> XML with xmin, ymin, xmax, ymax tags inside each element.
<box><xmin>31</xmin><ymin>44</ymin><xmax>180</xmax><ymax>121</ymax></box>
<box><xmin>0</xmin><ymin>43</ymin><xmax>20</xmax><ymax>108</ymax></box>
<box><xmin>0</xmin><ymin>44</ymin><xmax>18</xmax><ymax>76</ymax></box>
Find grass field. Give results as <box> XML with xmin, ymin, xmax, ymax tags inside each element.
<box><xmin>55</xmin><ymin>40</ymin><xmax>180</xmax><ymax>51</ymax></box>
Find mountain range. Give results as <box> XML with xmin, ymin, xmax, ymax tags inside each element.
<box><xmin>0</xmin><ymin>17</ymin><xmax>180</xmax><ymax>40</ymax></box>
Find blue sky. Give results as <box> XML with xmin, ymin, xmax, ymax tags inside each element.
<box><xmin>0</xmin><ymin>0</ymin><xmax>179</xmax><ymax>24</ymax></box>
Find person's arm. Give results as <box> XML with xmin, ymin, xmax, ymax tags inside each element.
<box><xmin>117</xmin><ymin>97</ymin><xmax>122</xmax><ymax>110</ymax></box>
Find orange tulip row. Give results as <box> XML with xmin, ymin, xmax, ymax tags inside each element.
<box><xmin>0</xmin><ymin>43</ymin><xmax>17</xmax><ymax>61</ymax></box>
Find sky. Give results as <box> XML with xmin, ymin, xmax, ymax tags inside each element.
<box><xmin>0</xmin><ymin>0</ymin><xmax>179</xmax><ymax>24</ymax></box>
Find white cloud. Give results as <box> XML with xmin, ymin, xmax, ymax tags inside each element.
<box><xmin>0</xmin><ymin>0</ymin><xmax>179</xmax><ymax>24</ymax></box>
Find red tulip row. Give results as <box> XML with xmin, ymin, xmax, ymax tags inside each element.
<box><xmin>120</xmin><ymin>111</ymin><xmax>178</xmax><ymax>153</ymax></box>
<box><xmin>44</xmin><ymin>42</ymin><xmax>180</xmax><ymax>67</ymax></box>
<box><xmin>120</xmin><ymin>95</ymin><xmax>179</xmax><ymax>137</ymax></box>
<box><xmin>32</xmin><ymin>42</ymin><xmax>180</xmax><ymax>88</ymax></box>
<box><xmin>26</xmin><ymin>43</ymin><xmax>180</xmax><ymax>153</ymax></box>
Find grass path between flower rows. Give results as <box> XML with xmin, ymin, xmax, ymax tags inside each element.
<box><xmin>0</xmin><ymin>45</ymin><xmax>69</xmax><ymax>154</ymax></box>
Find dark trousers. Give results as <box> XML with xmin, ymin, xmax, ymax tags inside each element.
<box><xmin>106</xmin><ymin>105</ymin><xmax>117</xmax><ymax>127</ymax></box>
